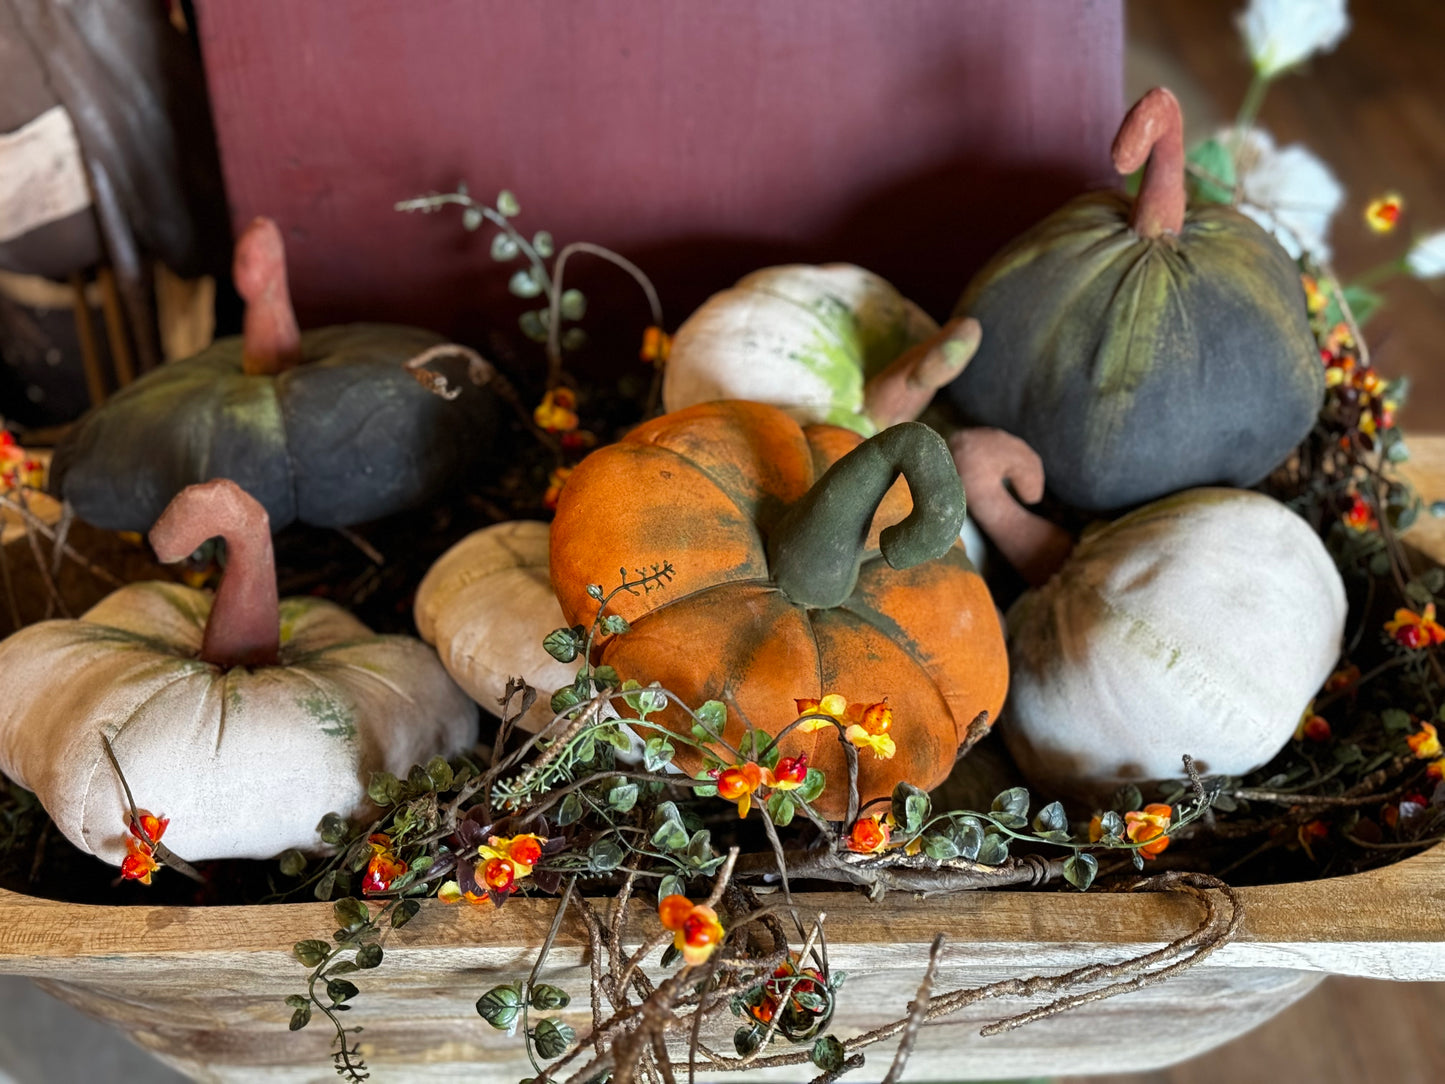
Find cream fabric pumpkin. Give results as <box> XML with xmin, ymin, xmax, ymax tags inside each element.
<box><xmin>415</xmin><ymin>520</ymin><xmax>575</xmax><ymax>732</ymax></box>
<box><xmin>0</xmin><ymin>583</ymin><xmax>476</xmax><ymax>865</ymax></box>
<box><xmin>1001</xmin><ymin>488</ymin><xmax>1346</xmax><ymax>798</ymax></box>
<box><xmin>0</xmin><ymin>479</ymin><xmax>477</xmax><ymax>866</ymax></box>
<box><xmin>662</xmin><ymin>264</ymin><xmax>941</xmax><ymax>435</ymax></box>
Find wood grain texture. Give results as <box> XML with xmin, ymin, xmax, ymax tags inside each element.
<box><xmin>191</xmin><ymin>0</ymin><xmax>1124</xmax><ymax>344</ymax></box>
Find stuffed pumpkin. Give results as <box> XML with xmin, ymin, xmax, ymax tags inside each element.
<box><xmin>0</xmin><ymin>480</ymin><xmax>477</xmax><ymax>864</ymax></box>
<box><xmin>549</xmin><ymin>401</ymin><xmax>1009</xmax><ymax>820</ymax></box>
<box><xmin>414</xmin><ymin>520</ymin><xmax>577</xmax><ymax>733</ymax></box>
<box><xmin>664</xmin><ymin>264</ymin><xmax>980</xmax><ymax>436</ymax></box>
<box><xmin>50</xmin><ymin>217</ymin><xmax>497</xmax><ymax>531</ymax></box>
<box><xmin>954</xmin><ymin>430</ymin><xmax>1346</xmax><ymax>799</ymax></box>
<box><xmin>948</xmin><ymin>88</ymin><xmax>1323</xmax><ymax>514</ymax></box>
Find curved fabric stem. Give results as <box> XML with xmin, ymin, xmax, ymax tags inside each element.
<box><xmin>948</xmin><ymin>428</ymin><xmax>1074</xmax><ymax>587</ymax></box>
<box><xmin>1112</xmin><ymin>87</ymin><xmax>1186</xmax><ymax>240</ymax></box>
<box><xmin>863</xmin><ymin>317</ymin><xmax>981</xmax><ymax>429</ymax></box>
<box><xmin>769</xmin><ymin>422</ymin><xmax>965</xmax><ymax>608</ymax></box>
<box><xmin>149</xmin><ymin>479</ymin><xmax>280</xmax><ymax>668</ymax></box>
<box><xmin>234</xmin><ymin>217</ymin><xmax>303</xmax><ymax>376</ymax></box>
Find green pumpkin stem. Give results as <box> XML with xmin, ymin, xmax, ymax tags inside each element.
<box><xmin>149</xmin><ymin>479</ymin><xmax>280</xmax><ymax>668</ymax></box>
<box><xmin>768</xmin><ymin>422</ymin><xmax>966</xmax><ymax>609</ymax></box>
<box><xmin>1113</xmin><ymin>87</ymin><xmax>1186</xmax><ymax>240</ymax></box>
<box><xmin>234</xmin><ymin>217</ymin><xmax>303</xmax><ymax>376</ymax></box>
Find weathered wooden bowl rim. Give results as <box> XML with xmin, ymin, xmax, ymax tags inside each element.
<box><xmin>2</xmin><ymin>838</ymin><xmax>1441</xmax><ymax>981</ymax></box>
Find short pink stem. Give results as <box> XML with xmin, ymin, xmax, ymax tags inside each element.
<box><xmin>234</xmin><ymin>217</ymin><xmax>302</xmax><ymax>376</ymax></box>
<box><xmin>948</xmin><ymin>428</ymin><xmax>1074</xmax><ymax>587</ymax></box>
<box><xmin>1112</xmin><ymin>87</ymin><xmax>1187</xmax><ymax>240</ymax></box>
<box><xmin>149</xmin><ymin>480</ymin><xmax>280</xmax><ymax>668</ymax></box>
<box><xmin>863</xmin><ymin>317</ymin><xmax>981</xmax><ymax>429</ymax></box>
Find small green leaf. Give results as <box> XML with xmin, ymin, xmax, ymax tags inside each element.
<box><xmin>1132</xmin><ymin>851</ymin><xmax>1146</xmax><ymax>871</ymax></box>
<box><xmin>601</xmin><ymin>614</ymin><xmax>631</xmax><ymax>635</ymax></box>
<box><xmin>326</xmin><ymin>979</ymin><xmax>359</xmax><ymax>1004</ymax></box>
<box><xmin>356</xmin><ymin>944</ymin><xmax>384</xmax><ymax>969</ymax></box>
<box><xmin>1032</xmin><ymin>801</ymin><xmax>1067</xmax><ymax>834</ymax></box>
<box><xmin>660</xmin><ymin>943</ymin><xmax>682</xmax><ymax>968</ymax></box>
<box><xmin>810</xmin><ymin>1034</ymin><xmax>845</xmax><ymax>1071</ymax></box>
<box><xmin>509</xmin><ymin>269</ymin><xmax>543</xmax><ymax>299</ymax></box>
<box><xmin>477</xmin><ymin>984</ymin><xmax>522</xmax><ymax>1030</ymax></box>
<box><xmin>892</xmin><ymin>782</ymin><xmax>931</xmax><ymax>834</ymax></box>
<box><xmin>293</xmin><ymin>939</ymin><xmax>331</xmax><ymax>967</ymax></box>
<box><xmin>550</xmin><ymin>685</ymin><xmax>581</xmax><ymax>714</ymax></box>
<box><xmin>556</xmin><ymin>792</ymin><xmax>584</xmax><ymax>826</ymax></box>
<box><xmin>426</xmin><ymin>755</ymin><xmax>454</xmax><ymax>791</ymax></box>
<box><xmin>529</xmin><ymin>983</ymin><xmax>572</xmax><ymax>1010</ymax></box>
<box><xmin>796</xmin><ymin>768</ymin><xmax>826</xmax><ymax>803</ymax></box>
<box><xmin>1111</xmin><ymin>784</ymin><xmax>1144</xmax><ymax>814</ymax></box>
<box><xmin>285</xmin><ymin>994</ymin><xmax>309</xmax><ymax>1010</ymax></box>
<box><xmin>588</xmin><ymin>838</ymin><xmax>624</xmax><ymax>872</ymax></box>
<box><xmin>736</xmin><ymin>729</ymin><xmax>779</xmax><ymax>770</ymax></box>
<box><xmin>490</xmin><ymin>232</ymin><xmax>519</xmax><ymax>260</ymax></box>
<box><xmin>559</xmin><ymin>289</ymin><xmax>587</xmax><ymax>321</ymax></box>
<box><xmin>532</xmin><ymin>1018</ymin><xmax>575</xmax><ymax>1059</ymax></box>
<box><xmin>317</xmin><ymin>812</ymin><xmax>349</xmax><ymax>846</ymax></box>
<box><xmin>1341</xmin><ymin>284</ymin><xmax>1384</xmax><ymax>328</ymax></box>
<box><xmin>592</xmin><ymin>664</ymin><xmax>620</xmax><ymax>689</ymax></box>
<box><xmin>990</xmin><ymin>787</ymin><xmax>1029</xmax><ymax>829</ymax></box>
<box><xmin>643</xmin><ymin>736</ymin><xmax>676</xmax><ymax>771</ymax></box>
<box><xmin>519</xmin><ymin>309</ymin><xmax>548</xmax><ymax>342</ymax></box>
<box><xmin>333</xmin><ymin>897</ymin><xmax>369</xmax><ymax>932</ymax></box>
<box><xmin>532</xmin><ymin>230</ymin><xmax>554</xmax><ymax>258</ymax></box>
<box><xmin>496</xmin><ymin>190</ymin><xmax>520</xmax><ymax>217</ymax></box>
<box><xmin>766</xmin><ymin>791</ymin><xmax>796</xmax><ymax>827</ymax></box>
<box><xmin>289</xmin><ymin>1005</ymin><xmax>312</xmax><ymax>1031</ymax></box>
<box><xmin>1184</xmin><ymin>137</ymin><xmax>1236</xmax><ymax>205</ymax></box>
<box><xmin>367</xmin><ymin>771</ymin><xmax>402</xmax><ymax>806</ymax></box>
<box><xmin>693</xmin><ymin>700</ymin><xmax>727</xmax><ymax>741</ymax></box>
<box><xmin>1063</xmin><ymin>852</ymin><xmax>1098</xmax><ymax>891</ymax></box>
<box><xmin>392</xmin><ymin>899</ymin><xmax>421</xmax><ymax>928</ymax></box>
<box><xmin>542</xmin><ymin>627</ymin><xmax>581</xmax><ymax>662</ymax></box>
<box><xmin>976</xmin><ymin>830</ymin><xmax>1009</xmax><ymax>865</ymax></box>
<box><xmin>922</xmin><ymin>832</ymin><xmax>959</xmax><ymax>860</ymax></box>
<box><xmin>278</xmin><ymin>849</ymin><xmax>306</xmax><ymax>877</ymax></box>
<box><xmin>733</xmin><ymin>1024</ymin><xmax>764</xmax><ymax>1057</ymax></box>
<box><xmin>462</xmin><ymin>206</ymin><xmax>484</xmax><ymax>232</ymax></box>
<box><xmin>607</xmin><ymin>783</ymin><xmax>639</xmax><ymax>813</ymax></box>
<box><xmin>955</xmin><ymin>817</ymin><xmax>984</xmax><ymax>861</ymax></box>
<box><xmin>328</xmin><ymin>960</ymin><xmax>359</xmax><ymax>976</ymax></box>
<box><xmin>313</xmin><ymin>870</ymin><xmax>337</xmax><ymax>902</ymax></box>
<box><xmin>658</xmin><ymin>873</ymin><xmax>685</xmax><ymax>899</ymax></box>
<box><xmin>586</xmin><ymin>584</ymin><xmax>606</xmax><ymax>601</ymax></box>
<box><xmin>562</xmin><ymin>327</ymin><xmax>588</xmax><ymax>351</ymax></box>
<box><xmin>1099</xmin><ymin>810</ymin><xmax>1126</xmax><ymax>839</ymax></box>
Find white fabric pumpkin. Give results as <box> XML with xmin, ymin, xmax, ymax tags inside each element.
<box><xmin>1001</xmin><ymin>488</ymin><xmax>1346</xmax><ymax>798</ymax></box>
<box><xmin>662</xmin><ymin>264</ymin><xmax>939</xmax><ymax>435</ymax></box>
<box><xmin>0</xmin><ymin>582</ymin><xmax>477</xmax><ymax>864</ymax></box>
<box><xmin>415</xmin><ymin>520</ymin><xmax>575</xmax><ymax>732</ymax></box>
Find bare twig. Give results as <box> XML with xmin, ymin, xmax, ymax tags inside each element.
<box><xmin>881</xmin><ymin>933</ymin><xmax>944</xmax><ymax>1084</ymax></box>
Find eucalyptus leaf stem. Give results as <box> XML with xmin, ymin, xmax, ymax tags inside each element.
<box><xmin>1233</xmin><ymin>70</ymin><xmax>1272</xmax><ymax>145</ymax></box>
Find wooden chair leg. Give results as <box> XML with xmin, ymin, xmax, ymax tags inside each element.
<box><xmin>68</xmin><ymin>273</ymin><xmax>106</xmax><ymax>407</ymax></box>
<box><xmin>96</xmin><ymin>268</ymin><xmax>136</xmax><ymax>387</ymax></box>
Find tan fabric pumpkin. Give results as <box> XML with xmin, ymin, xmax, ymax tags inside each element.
<box><xmin>0</xmin><ymin>482</ymin><xmax>477</xmax><ymax>865</ymax></box>
<box><xmin>414</xmin><ymin>520</ymin><xmax>575</xmax><ymax>732</ymax></box>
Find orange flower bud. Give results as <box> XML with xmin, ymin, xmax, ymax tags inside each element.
<box><xmin>482</xmin><ymin>857</ymin><xmax>516</xmax><ymax>892</ymax></box>
<box><xmin>1124</xmin><ymin>804</ymin><xmax>1173</xmax><ymax>859</ymax></box>
<box><xmin>847</xmin><ymin>815</ymin><xmax>890</xmax><ymax>854</ymax></box>
<box><xmin>1407</xmin><ymin>721</ymin><xmax>1443</xmax><ymax>760</ymax></box>
<box><xmin>658</xmin><ymin>895</ymin><xmax>725</xmax><ymax>966</ymax></box>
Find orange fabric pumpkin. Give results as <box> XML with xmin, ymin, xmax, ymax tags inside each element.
<box><xmin>550</xmin><ymin>401</ymin><xmax>1007</xmax><ymax>819</ymax></box>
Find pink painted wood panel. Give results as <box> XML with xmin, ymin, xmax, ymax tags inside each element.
<box><xmin>195</xmin><ymin>0</ymin><xmax>1122</xmax><ymax>360</ymax></box>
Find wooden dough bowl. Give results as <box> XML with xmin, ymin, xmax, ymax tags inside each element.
<box><xmin>0</xmin><ymin>439</ymin><xmax>1441</xmax><ymax>1082</ymax></box>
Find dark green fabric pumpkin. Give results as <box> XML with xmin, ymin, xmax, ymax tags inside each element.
<box><xmin>947</xmin><ymin>88</ymin><xmax>1322</xmax><ymax>514</ymax></box>
<box><xmin>51</xmin><ymin>219</ymin><xmax>497</xmax><ymax>531</ymax></box>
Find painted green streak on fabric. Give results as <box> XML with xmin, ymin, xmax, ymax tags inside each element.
<box><xmin>299</xmin><ymin>693</ymin><xmax>357</xmax><ymax>739</ymax></box>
